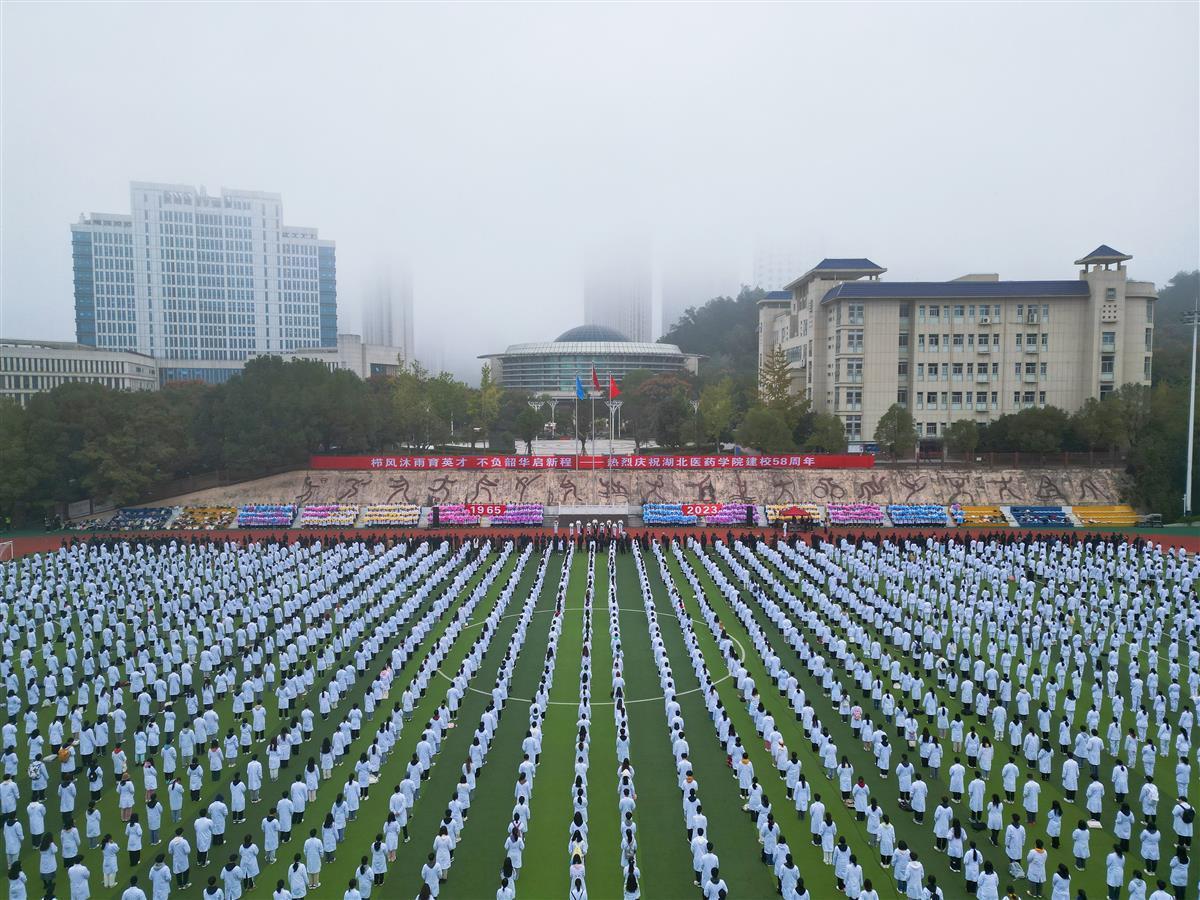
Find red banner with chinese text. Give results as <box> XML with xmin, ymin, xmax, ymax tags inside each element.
<box><xmin>310</xmin><ymin>454</ymin><xmax>873</xmax><ymax>470</ymax></box>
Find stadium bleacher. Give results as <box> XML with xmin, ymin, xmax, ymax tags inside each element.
<box><xmin>236</xmin><ymin>503</ymin><xmax>296</xmax><ymax>528</ymax></box>
<box><xmin>641</xmin><ymin>503</ymin><xmax>697</xmax><ymax>526</ymax></box>
<box><xmin>886</xmin><ymin>503</ymin><xmax>948</xmax><ymax>526</ymax></box>
<box><xmin>765</xmin><ymin>503</ymin><xmax>824</xmax><ymax>525</ymax></box>
<box><xmin>489</xmin><ymin>503</ymin><xmax>545</xmax><ymax>525</ymax></box>
<box><xmin>297</xmin><ymin>503</ymin><xmax>360</xmax><ymax>527</ymax></box>
<box><xmin>361</xmin><ymin>504</ymin><xmax>421</xmax><ymax>526</ymax></box>
<box><xmin>109</xmin><ymin>507</ymin><xmax>175</xmax><ymax>530</ymax></box>
<box><xmin>826</xmin><ymin>502</ymin><xmax>885</xmax><ymax>526</ymax></box>
<box><xmin>958</xmin><ymin>505</ymin><xmax>1007</xmax><ymax>525</ymax></box>
<box><xmin>172</xmin><ymin>506</ymin><xmax>237</xmax><ymax>529</ymax></box>
<box><xmin>1071</xmin><ymin>504</ymin><xmax>1138</xmax><ymax>527</ymax></box>
<box><xmin>1009</xmin><ymin>505</ymin><xmax>1070</xmax><ymax>527</ymax></box>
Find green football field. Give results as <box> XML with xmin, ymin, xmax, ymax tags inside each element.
<box><xmin>4</xmin><ymin>539</ymin><xmax>1197</xmax><ymax>900</ymax></box>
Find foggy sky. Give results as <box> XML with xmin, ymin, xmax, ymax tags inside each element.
<box><xmin>2</xmin><ymin>1</ymin><xmax>1197</xmax><ymax>382</ymax></box>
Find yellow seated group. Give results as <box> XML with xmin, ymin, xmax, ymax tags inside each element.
<box><xmin>173</xmin><ymin>506</ymin><xmax>237</xmax><ymax>529</ymax></box>
<box><xmin>958</xmin><ymin>505</ymin><xmax>1007</xmax><ymax>525</ymax></box>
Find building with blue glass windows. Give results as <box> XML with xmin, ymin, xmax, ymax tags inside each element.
<box><xmin>71</xmin><ymin>182</ymin><xmax>336</xmax><ymax>384</ymax></box>
<box><xmin>481</xmin><ymin>324</ymin><xmax>700</xmax><ymax>398</ymax></box>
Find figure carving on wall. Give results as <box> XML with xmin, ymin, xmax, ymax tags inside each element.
<box><xmin>1076</xmin><ymin>475</ymin><xmax>1105</xmax><ymax>502</ymax></box>
<box><xmin>1033</xmin><ymin>474</ymin><xmax>1068</xmax><ymax>503</ymax></box>
<box><xmin>512</xmin><ymin>473</ymin><xmax>544</xmax><ymax>502</ymax></box>
<box><xmin>295</xmin><ymin>475</ymin><xmax>326</xmax><ymax>506</ymax></box>
<box><xmin>385</xmin><ymin>477</ymin><xmax>414</xmax><ymax>504</ymax></box>
<box><xmin>856</xmin><ymin>475</ymin><xmax>887</xmax><ymax>502</ymax></box>
<box><xmin>898</xmin><ymin>473</ymin><xmax>929</xmax><ymax>503</ymax></box>
<box><xmin>728</xmin><ymin>473</ymin><xmax>754</xmax><ymax>504</ymax></box>
<box><xmin>468</xmin><ymin>476</ymin><xmax>500</xmax><ymax>504</ymax></box>
<box><xmin>598</xmin><ymin>477</ymin><xmax>630</xmax><ymax>503</ymax></box>
<box><xmin>336</xmin><ymin>476</ymin><xmax>371</xmax><ymax>502</ymax></box>
<box><xmin>641</xmin><ymin>474</ymin><xmax>667</xmax><ymax>502</ymax></box>
<box><xmin>559</xmin><ymin>477</ymin><xmax>582</xmax><ymax>505</ymax></box>
<box><xmin>989</xmin><ymin>474</ymin><xmax>1021</xmax><ymax>503</ymax></box>
<box><xmin>811</xmin><ymin>477</ymin><xmax>846</xmax><ymax>501</ymax></box>
<box><xmin>939</xmin><ymin>473</ymin><xmax>976</xmax><ymax>505</ymax></box>
<box><xmin>428</xmin><ymin>475</ymin><xmax>457</xmax><ymax>504</ymax></box>
<box><xmin>685</xmin><ymin>474</ymin><xmax>717</xmax><ymax>502</ymax></box>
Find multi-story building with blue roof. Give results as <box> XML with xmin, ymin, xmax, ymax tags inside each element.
<box><xmin>758</xmin><ymin>246</ymin><xmax>1156</xmax><ymax>447</ymax></box>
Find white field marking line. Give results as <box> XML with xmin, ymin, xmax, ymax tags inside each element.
<box><xmin>434</xmin><ymin>604</ymin><xmax>745</xmax><ymax>706</ymax></box>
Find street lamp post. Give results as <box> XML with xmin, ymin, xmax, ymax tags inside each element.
<box><xmin>690</xmin><ymin>399</ymin><xmax>700</xmax><ymax>449</ymax></box>
<box><xmin>527</xmin><ymin>399</ymin><xmax>544</xmax><ymax>455</ymax></box>
<box><xmin>1184</xmin><ymin>308</ymin><xmax>1199</xmax><ymax>517</ymax></box>
<box><xmin>606</xmin><ymin>400</ymin><xmax>622</xmax><ymax>453</ymax></box>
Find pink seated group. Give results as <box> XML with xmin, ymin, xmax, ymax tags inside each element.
<box><xmin>826</xmin><ymin>502</ymin><xmax>885</xmax><ymax>525</ymax></box>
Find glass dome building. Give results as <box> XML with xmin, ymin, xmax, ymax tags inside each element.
<box><xmin>481</xmin><ymin>325</ymin><xmax>700</xmax><ymax>397</ymax></box>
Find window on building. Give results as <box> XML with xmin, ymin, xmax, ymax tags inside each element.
<box><xmin>1016</xmin><ymin>304</ymin><xmax>1024</xmax><ymax>320</ymax></box>
<box><xmin>1025</xmin><ymin>362</ymin><xmax>1037</xmax><ymax>375</ymax></box>
<box><xmin>951</xmin><ymin>391</ymin><xmax>962</xmax><ymax>409</ymax></box>
<box><xmin>845</xmin><ymin>415</ymin><xmax>862</xmax><ymax>441</ymax></box>
<box><xmin>918</xmin><ymin>334</ymin><xmax>926</xmax><ymax>351</ymax></box>
<box><xmin>926</xmin><ymin>391</ymin><xmax>937</xmax><ymax>406</ymax></box>
<box><xmin>1038</xmin><ymin>391</ymin><xmax>1046</xmax><ymax>405</ymax></box>
<box><xmin>929</xmin><ymin>306</ymin><xmax>939</xmax><ymax>320</ymax></box>
<box><xmin>898</xmin><ymin>332</ymin><xmax>909</xmax><ymax>349</ymax></box>
<box><xmin>1144</xmin><ymin>356</ymin><xmax>1151</xmax><ymax>379</ymax></box>
<box><xmin>1146</xmin><ymin>302</ymin><xmax>1154</xmax><ymax>323</ymax></box>
<box><xmin>926</xmin><ymin>423</ymin><xmax>938</xmax><ymax>436</ymax></box>
<box><xmin>1040</xmin><ymin>333</ymin><xmax>1048</xmax><ymax>350</ymax></box>
<box><xmin>1039</xmin><ymin>362</ymin><xmax>1047</xmax><ymax>377</ymax></box>
<box><xmin>916</xmin><ymin>363</ymin><xmax>925</xmax><ymax>380</ymax></box>
<box><xmin>1101</xmin><ymin>330</ymin><xmax>1116</xmax><ymax>348</ymax></box>
<box><xmin>952</xmin><ymin>334</ymin><xmax>964</xmax><ymax>350</ymax></box>
<box><xmin>1100</xmin><ymin>356</ymin><xmax>1115</xmax><ymax>375</ymax></box>
<box><xmin>897</xmin><ymin>387</ymin><xmax>908</xmax><ymax>404</ymax></box>
<box><xmin>899</xmin><ymin>304</ymin><xmax>910</xmax><ymax>320</ymax></box>
<box><xmin>898</xmin><ymin>359</ymin><xmax>909</xmax><ymax>377</ymax></box>
<box><xmin>847</xmin><ymin>303</ymin><xmax>864</xmax><ymax>325</ymax></box>
<box><xmin>1145</xmin><ymin>328</ymin><xmax>1153</xmax><ymax>351</ymax></box>
<box><xmin>952</xmin><ymin>363</ymin><xmax>963</xmax><ymax>380</ymax></box>
<box><xmin>953</xmin><ymin>305</ymin><xmax>964</xmax><ymax>320</ymax></box>
<box><xmin>1105</xmin><ymin>287</ymin><xmax>1116</xmax><ymax>300</ymax></box>
<box><xmin>847</xmin><ymin>330</ymin><xmax>864</xmax><ymax>352</ymax></box>
<box><xmin>917</xmin><ymin>305</ymin><xmax>926</xmax><ymax>322</ymax></box>
<box><xmin>928</xmin><ymin>334</ymin><xmax>939</xmax><ymax>350</ymax></box>
<box><xmin>1015</xmin><ymin>333</ymin><xmax>1024</xmax><ymax>350</ymax></box>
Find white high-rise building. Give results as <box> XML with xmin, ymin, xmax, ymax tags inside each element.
<box><xmin>71</xmin><ymin>181</ymin><xmax>336</xmax><ymax>383</ymax></box>
<box><xmin>363</xmin><ymin>266</ymin><xmax>414</xmax><ymax>363</ymax></box>
<box><xmin>753</xmin><ymin>240</ymin><xmax>806</xmax><ymax>292</ymax></box>
<box><xmin>583</xmin><ymin>242</ymin><xmax>652</xmax><ymax>342</ymax></box>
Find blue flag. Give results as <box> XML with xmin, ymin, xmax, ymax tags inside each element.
<box><xmin>575</xmin><ymin>376</ymin><xmax>586</xmax><ymax>400</ymax></box>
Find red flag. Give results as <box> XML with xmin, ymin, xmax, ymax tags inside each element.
<box><xmin>591</xmin><ymin>365</ymin><xmax>601</xmax><ymax>391</ymax></box>
<box><xmin>608</xmin><ymin>375</ymin><xmax>621</xmax><ymax>399</ymax></box>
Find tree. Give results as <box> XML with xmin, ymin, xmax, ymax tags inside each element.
<box><xmin>662</xmin><ymin>286</ymin><xmax>766</xmax><ymax>381</ymax></box>
<box><xmin>471</xmin><ymin>364</ymin><xmax>503</xmax><ymax>447</ymax></box>
<box><xmin>874</xmin><ymin>404</ymin><xmax>917</xmax><ymax>460</ymax></box>
<box><xmin>758</xmin><ymin>347</ymin><xmax>794</xmax><ymax>408</ymax></box>
<box><xmin>736</xmin><ymin>406</ymin><xmax>796</xmax><ymax>453</ymax></box>
<box><xmin>698</xmin><ymin>378</ymin><xmax>736</xmax><ymax>447</ymax></box>
<box><xmin>1069</xmin><ymin>398</ymin><xmax>1122</xmax><ymax>452</ymax></box>
<box><xmin>514</xmin><ymin>406</ymin><xmax>544</xmax><ymax>455</ymax></box>
<box><xmin>803</xmin><ymin>413</ymin><xmax>848</xmax><ymax>453</ymax></box>
<box><xmin>622</xmin><ymin>373</ymin><xmax>693</xmax><ymax>450</ymax></box>
<box><xmin>943</xmin><ymin>419</ymin><xmax>980</xmax><ymax>459</ymax></box>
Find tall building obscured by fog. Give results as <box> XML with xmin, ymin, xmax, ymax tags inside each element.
<box><xmin>363</xmin><ymin>267</ymin><xmax>414</xmax><ymax>363</ymax></box>
<box><xmin>661</xmin><ymin>260</ymin><xmax>739</xmax><ymax>337</ymax></box>
<box><xmin>71</xmin><ymin>181</ymin><xmax>336</xmax><ymax>383</ymax></box>
<box><xmin>583</xmin><ymin>243</ymin><xmax>652</xmax><ymax>343</ymax></box>
<box><xmin>753</xmin><ymin>240</ymin><xmax>806</xmax><ymax>292</ymax></box>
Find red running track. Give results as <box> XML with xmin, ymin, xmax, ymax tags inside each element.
<box><xmin>5</xmin><ymin>526</ymin><xmax>1199</xmax><ymax>559</ymax></box>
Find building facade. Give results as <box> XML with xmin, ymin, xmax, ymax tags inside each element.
<box><xmin>583</xmin><ymin>245</ymin><xmax>653</xmax><ymax>343</ymax></box>
<box><xmin>362</xmin><ymin>266</ymin><xmax>414</xmax><ymax>363</ymax></box>
<box><xmin>758</xmin><ymin>246</ymin><xmax>1155</xmax><ymax>446</ymax></box>
<box><xmin>482</xmin><ymin>324</ymin><xmax>700</xmax><ymax>398</ymax></box>
<box><xmin>72</xmin><ymin>182</ymin><xmax>336</xmax><ymax>384</ymax></box>
<box><xmin>279</xmin><ymin>333</ymin><xmax>406</xmax><ymax>379</ymax></box>
<box><xmin>0</xmin><ymin>339</ymin><xmax>158</xmax><ymax>407</ymax></box>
